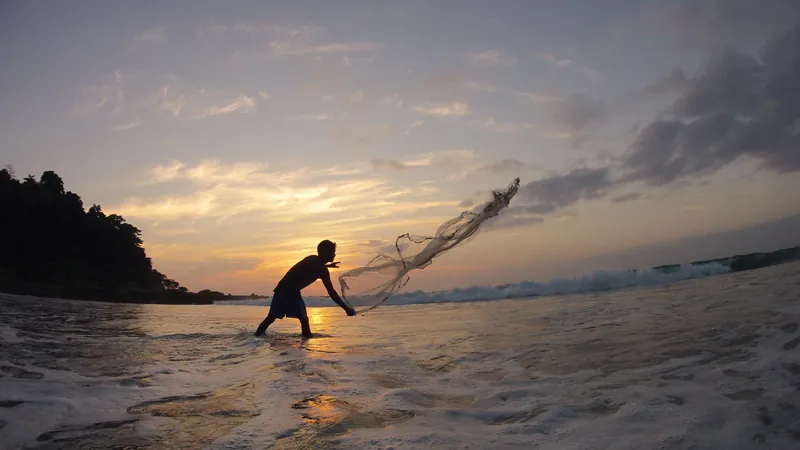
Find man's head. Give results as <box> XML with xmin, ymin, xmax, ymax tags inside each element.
<box><xmin>317</xmin><ymin>240</ymin><xmax>337</xmax><ymax>262</ymax></box>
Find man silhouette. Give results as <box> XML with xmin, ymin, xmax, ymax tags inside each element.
<box><xmin>255</xmin><ymin>240</ymin><xmax>355</xmax><ymax>338</ymax></box>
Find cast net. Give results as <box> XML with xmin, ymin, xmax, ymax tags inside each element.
<box><xmin>338</xmin><ymin>177</ymin><xmax>520</xmax><ymax>313</ymax></box>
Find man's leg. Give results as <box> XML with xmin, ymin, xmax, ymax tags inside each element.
<box><xmin>255</xmin><ymin>315</ymin><xmax>276</xmax><ymax>336</ymax></box>
<box><xmin>299</xmin><ymin>316</ymin><xmax>312</xmax><ymax>338</ymax></box>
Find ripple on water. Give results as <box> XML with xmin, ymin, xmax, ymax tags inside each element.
<box><xmin>0</xmin><ymin>365</ymin><xmax>43</xmax><ymax>379</ymax></box>
<box><xmin>273</xmin><ymin>394</ymin><xmax>416</xmax><ymax>450</ymax></box>
<box><xmin>123</xmin><ymin>383</ymin><xmax>259</xmax><ymax>448</ymax></box>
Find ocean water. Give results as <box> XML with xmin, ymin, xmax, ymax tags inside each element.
<box><xmin>2</xmin><ymin>261</ymin><xmax>800</xmax><ymax>449</ymax></box>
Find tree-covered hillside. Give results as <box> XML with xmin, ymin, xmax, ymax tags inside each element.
<box><xmin>0</xmin><ymin>167</ymin><xmax>212</xmax><ymax>304</ymax></box>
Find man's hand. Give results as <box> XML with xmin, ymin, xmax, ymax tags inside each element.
<box><xmin>325</xmin><ymin>262</ymin><xmax>340</xmax><ymax>268</ymax></box>
<box><xmin>345</xmin><ymin>307</ymin><xmax>356</xmax><ymax>316</ymax></box>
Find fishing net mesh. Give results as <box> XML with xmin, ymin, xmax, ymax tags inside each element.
<box><xmin>338</xmin><ymin>177</ymin><xmax>520</xmax><ymax>313</ymax></box>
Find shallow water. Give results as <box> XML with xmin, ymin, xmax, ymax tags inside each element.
<box><xmin>2</xmin><ymin>262</ymin><xmax>800</xmax><ymax>449</ymax></box>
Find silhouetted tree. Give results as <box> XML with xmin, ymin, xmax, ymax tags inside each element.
<box><xmin>0</xmin><ymin>168</ymin><xmax>211</xmax><ymax>304</ymax></box>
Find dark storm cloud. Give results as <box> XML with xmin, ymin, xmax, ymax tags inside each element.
<box><xmin>483</xmin><ymin>24</ymin><xmax>798</xmax><ymax>232</ymax></box>
<box><xmin>671</xmin><ymin>52</ymin><xmax>762</xmax><ymax>118</ymax></box>
<box><xmin>518</xmin><ymin>167</ymin><xmax>615</xmax><ymax>210</ymax></box>
<box><xmin>640</xmin><ymin>68</ymin><xmax>690</xmax><ymax>97</ymax></box>
<box><xmin>485</xmin><ymin>167</ymin><xmax>615</xmax><ymax>230</ymax></box>
<box><xmin>645</xmin><ymin>0</ymin><xmax>800</xmax><ymax>52</ymax></box>
<box><xmin>623</xmin><ymin>24</ymin><xmax>800</xmax><ymax>186</ymax></box>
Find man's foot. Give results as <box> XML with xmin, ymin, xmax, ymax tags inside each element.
<box><xmin>301</xmin><ymin>332</ymin><xmax>313</xmax><ymax>339</ymax></box>
<box><xmin>254</xmin><ymin>323</ymin><xmax>268</xmax><ymax>337</ymax></box>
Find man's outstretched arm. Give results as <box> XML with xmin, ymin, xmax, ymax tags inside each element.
<box><xmin>322</xmin><ymin>272</ymin><xmax>355</xmax><ymax>315</ymax></box>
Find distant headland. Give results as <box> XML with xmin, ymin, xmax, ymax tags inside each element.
<box><xmin>651</xmin><ymin>246</ymin><xmax>800</xmax><ymax>274</ymax></box>
<box><xmin>0</xmin><ymin>167</ymin><xmax>268</xmax><ymax>305</ymax></box>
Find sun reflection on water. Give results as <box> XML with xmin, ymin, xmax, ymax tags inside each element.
<box><xmin>307</xmin><ymin>307</ymin><xmax>327</xmax><ymax>328</ymax></box>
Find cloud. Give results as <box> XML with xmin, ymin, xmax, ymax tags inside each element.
<box><xmin>478</xmin><ymin>25</ymin><xmax>799</xmax><ymax>229</ymax></box>
<box><xmin>147</xmin><ymin>159</ymin><xmax>278</xmax><ymax>186</ymax></box>
<box><xmin>149</xmin><ymin>160</ymin><xmax>186</xmax><ymax>182</ymax></box>
<box><xmin>403</xmin><ymin>120</ymin><xmax>424</xmax><ymax>136</ymax></box>
<box><xmin>474</xmin><ymin>159</ymin><xmax>527</xmax><ymax>174</ymax></box>
<box><xmin>70</xmin><ymin>86</ymin><xmax>111</xmax><ymax>117</ymax></box>
<box><xmin>112</xmin><ymin>159</ymin><xmax>456</xmax><ymax>233</ymax></box>
<box><xmin>622</xmin><ymin>24</ymin><xmax>800</xmax><ymax>186</ymax></box>
<box><xmin>518</xmin><ymin>167</ymin><xmax>615</xmax><ymax>211</ymax></box>
<box><xmin>640</xmin><ymin>0</ymin><xmax>800</xmax><ymax>52</ymax></box>
<box><xmin>464</xmin><ymin>81</ymin><xmax>497</xmax><ymax>92</ymax></box>
<box><xmin>196</xmin><ymin>22</ymin><xmax>294</xmax><ymax>36</ymax></box>
<box><xmin>371</xmin><ymin>159</ymin><xmax>411</xmax><ymax>170</ymax></box>
<box><xmin>640</xmin><ymin>68</ymin><xmax>690</xmax><ymax>96</ymax></box>
<box><xmin>112</xmin><ymin>120</ymin><xmax>141</xmax><ymax>131</ymax></box>
<box><xmin>517</xmin><ymin>91</ymin><xmax>563</xmax><ymax>104</ymax></box>
<box><xmin>457</xmin><ymin>159</ymin><xmax>528</xmax><ymax>181</ymax></box>
<box><xmin>483</xmin><ymin>214</ymin><xmax>545</xmax><ymax>231</ymax></box>
<box><xmin>471</xmin><ymin>118</ymin><xmax>531</xmax><ymax>133</ymax></box>
<box><xmin>371</xmin><ymin>149</ymin><xmax>478</xmax><ymax>171</ymax></box>
<box><xmin>381</xmin><ymin>93</ymin><xmax>404</xmax><ymax>107</ymax></box>
<box><xmin>133</xmin><ymin>27</ymin><xmax>168</xmax><ymax>46</ymax></box>
<box><xmin>231</xmin><ymin>23</ymin><xmax>303</xmax><ymax>35</ymax></box>
<box><xmin>461</xmin><ymin>167</ymin><xmax>616</xmax><ymax>231</ymax></box>
<box><xmin>539</xmin><ymin>131</ymin><xmax>573</xmax><ymax>140</ymax></box>
<box><xmin>422</xmin><ymin>72</ymin><xmax>498</xmax><ymax>99</ymax></box>
<box><xmin>270</xmin><ymin>40</ymin><xmax>383</xmax><ymax>56</ymax></box>
<box><xmin>549</xmin><ymin>94</ymin><xmax>608</xmax><ymax>138</ymax></box>
<box><xmin>218</xmin><ymin>24</ymin><xmax>383</xmax><ymax>62</ymax></box>
<box><xmin>612</xmin><ymin>193</ymin><xmax>643</xmax><ymax>203</ymax></box>
<box><xmin>69</xmin><ymin>71</ymin><xmax>130</xmax><ymax>118</ymax></box>
<box><xmin>295</xmin><ymin>114</ymin><xmax>331</xmax><ymax>121</ymax></box>
<box><xmin>193</xmin><ymin>95</ymin><xmax>256</xmax><ymax>119</ymax></box>
<box><xmin>374</xmin><ymin>152</ymin><xmax>524</xmax><ymax>183</ymax></box>
<box><xmin>483</xmin><ymin>23</ymin><xmax>800</xmax><ymax>225</ymax></box>
<box><xmin>540</xmin><ymin>52</ymin><xmax>572</xmax><ymax>67</ymax></box>
<box><xmin>74</xmin><ymin>72</ymin><xmax>263</xmax><ymax>126</ymax></box>
<box><xmin>258</xmin><ymin>91</ymin><xmax>271</xmax><ymax>100</ymax></box>
<box><xmin>182</xmin><ymin>160</ymin><xmax>268</xmax><ymax>183</ymax></box>
<box><xmin>412</xmin><ymin>101</ymin><xmax>470</xmax><ymax>117</ymax></box>
<box><xmin>159</xmin><ymin>97</ymin><xmax>185</xmax><ymax>117</ymax></box>
<box><xmin>467</xmin><ymin>50</ymin><xmax>517</xmax><ymax>67</ymax></box>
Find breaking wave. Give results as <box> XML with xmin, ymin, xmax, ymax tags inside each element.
<box><xmin>217</xmin><ymin>261</ymin><xmax>731</xmax><ymax>308</ymax></box>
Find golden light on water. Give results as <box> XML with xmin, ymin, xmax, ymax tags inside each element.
<box><xmin>307</xmin><ymin>307</ymin><xmax>327</xmax><ymax>328</ymax></box>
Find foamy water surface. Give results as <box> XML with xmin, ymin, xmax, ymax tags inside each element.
<box><xmin>2</xmin><ymin>262</ymin><xmax>800</xmax><ymax>449</ymax></box>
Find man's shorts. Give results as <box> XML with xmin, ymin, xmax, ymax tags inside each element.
<box><xmin>268</xmin><ymin>291</ymin><xmax>307</xmax><ymax>319</ymax></box>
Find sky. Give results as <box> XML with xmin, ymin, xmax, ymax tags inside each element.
<box><xmin>2</xmin><ymin>0</ymin><xmax>799</xmax><ymax>295</ymax></box>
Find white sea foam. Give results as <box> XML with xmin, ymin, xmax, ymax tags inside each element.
<box><xmin>0</xmin><ymin>324</ymin><xmax>21</xmax><ymax>343</ymax></box>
